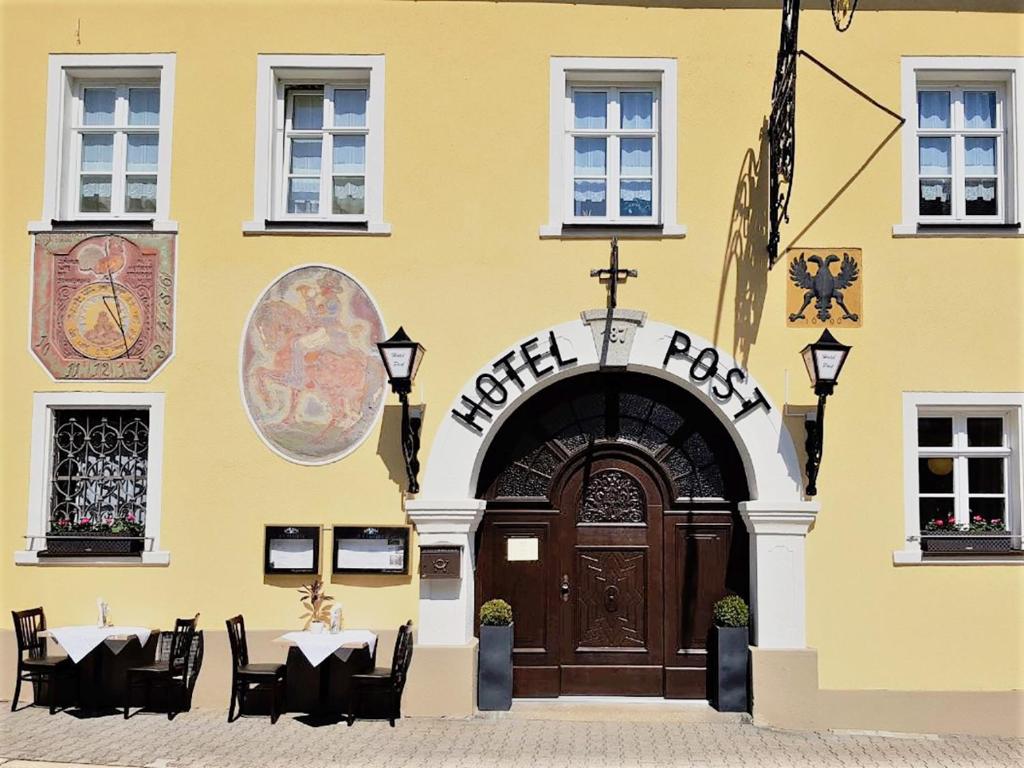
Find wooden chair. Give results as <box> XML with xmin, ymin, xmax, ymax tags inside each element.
<box><xmin>347</xmin><ymin>620</ymin><xmax>414</xmax><ymax>727</ymax></box>
<box><xmin>10</xmin><ymin>607</ymin><xmax>76</xmax><ymax>714</ymax></box>
<box><xmin>226</xmin><ymin>615</ymin><xmax>286</xmax><ymax>724</ymax></box>
<box><xmin>124</xmin><ymin>614</ymin><xmax>199</xmax><ymax>720</ymax></box>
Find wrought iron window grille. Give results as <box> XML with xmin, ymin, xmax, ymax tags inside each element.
<box><xmin>47</xmin><ymin>409</ymin><xmax>150</xmax><ymax>535</ymax></box>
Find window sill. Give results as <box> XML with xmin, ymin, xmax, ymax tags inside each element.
<box><xmin>15</xmin><ymin>549</ymin><xmax>170</xmax><ymax>566</ymax></box>
<box><xmin>29</xmin><ymin>219</ymin><xmax>179</xmax><ymax>234</ymax></box>
<box><xmin>243</xmin><ymin>219</ymin><xmax>392</xmax><ymax>236</ymax></box>
<box><xmin>892</xmin><ymin>548</ymin><xmax>1023</xmax><ymax>566</ymax></box>
<box><xmin>540</xmin><ymin>222</ymin><xmax>686</xmax><ymax>239</ymax></box>
<box><xmin>892</xmin><ymin>222</ymin><xmax>1022</xmax><ymax>237</ymax></box>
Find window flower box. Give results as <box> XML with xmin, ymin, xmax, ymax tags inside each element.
<box><xmin>44</xmin><ymin>535</ymin><xmax>144</xmax><ymax>556</ymax></box>
<box><xmin>920</xmin><ymin>532</ymin><xmax>1012</xmax><ymax>554</ymax></box>
<box><xmin>921</xmin><ymin>515</ymin><xmax>1013</xmax><ymax>554</ymax></box>
<box><xmin>45</xmin><ymin>515</ymin><xmax>146</xmax><ymax>556</ymax></box>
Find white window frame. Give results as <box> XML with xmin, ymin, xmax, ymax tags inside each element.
<box><xmin>542</xmin><ymin>57</ymin><xmax>684</xmax><ymax>239</ymax></box>
<box><xmin>896</xmin><ymin>392</ymin><xmax>1024</xmax><ymax>566</ymax></box>
<box><xmin>31</xmin><ymin>54</ymin><xmax>177</xmax><ymax>233</ymax></box>
<box><xmin>244</xmin><ymin>55</ymin><xmax>390</xmax><ymax>235</ymax></box>
<box><xmin>15</xmin><ymin>392</ymin><xmax>169</xmax><ymax>566</ymax></box>
<box><xmin>896</xmin><ymin>56</ymin><xmax>1023</xmax><ymax>237</ymax></box>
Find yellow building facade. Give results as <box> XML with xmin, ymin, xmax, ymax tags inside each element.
<box><xmin>1</xmin><ymin>0</ymin><xmax>1021</xmax><ymax>736</ymax></box>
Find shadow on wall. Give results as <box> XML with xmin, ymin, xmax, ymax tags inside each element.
<box><xmin>376</xmin><ymin>404</ymin><xmax>411</xmax><ymax>494</ymax></box>
<box><xmin>713</xmin><ymin>118</ymin><xmax>771</xmax><ymax>370</ymax></box>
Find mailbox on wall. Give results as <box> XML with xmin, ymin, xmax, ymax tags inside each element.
<box><xmin>419</xmin><ymin>546</ymin><xmax>462</xmax><ymax>579</ymax></box>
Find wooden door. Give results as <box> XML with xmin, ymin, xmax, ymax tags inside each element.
<box><xmin>555</xmin><ymin>454</ymin><xmax>664</xmax><ymax>695</ymax></box>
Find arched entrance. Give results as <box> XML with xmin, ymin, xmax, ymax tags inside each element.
<box><xmin>474</xmin><ymin>372</ymin><xmax>749</xmax><ymax>697</ymax></box>
<box><xmin>406</xmin><ymin>315</ymin><xmax>818</xmax><ymax>694</ymax></box>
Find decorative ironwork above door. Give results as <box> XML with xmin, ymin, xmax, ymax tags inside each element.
<box><xmin>477</xmin><ymin>373</ymin><xmax>748</xmax><ymax>503</ymax></box>
<box><xmin>579</xmin><ymin>470</ymin><xmax>645</xmax><ymax>524</ymax></box>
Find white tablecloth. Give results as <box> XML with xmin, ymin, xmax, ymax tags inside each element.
<box><xmin>49</xmin><ymin>625</ymin><xmax>153</xmax><ymax>664</ymax></box>
<box><xmin>277</xmin><ymin>630</ymin><xmax>378</xmax><ymax>668</ymax></box>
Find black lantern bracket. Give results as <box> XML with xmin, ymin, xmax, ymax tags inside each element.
<box><xmin>400</xmin><ymin>398</ymin><xmax>424</xmax><ymax>494</ymax></box>
<box><xmin>377</xmin><ymin>327</ymin><xmax>426</xmax><ymax>495</ymax></box>
<box><xmin>797</xmin><ymin>329</ymin><xmax>852</xmax><ymax>497</ymax></box>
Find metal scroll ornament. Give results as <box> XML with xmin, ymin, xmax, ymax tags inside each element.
<box><xmin>768</xmin><ymin>0</ymin><xmax>858</xmax><ymax>266</ymax></box>
<box><xmin>830</xmin><ymin>0</ymin><xmax>859</xmax><ymax>32</ymax></box>
<box><xmin>767</xmin><ymin>0</ymin><xmax>799</xmax><ymax>268</ymax></box>
<box><xmin>579</xmin><ymin>470</ymin><xmax>645</xmax><ymax>524</ymax></box>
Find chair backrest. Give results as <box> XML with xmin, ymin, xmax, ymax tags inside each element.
<box><xmin>389</xmin><ymin>620</ymin><xmax>414</xmax><ymax>693</ymax></box>
<box><xmin>168</xmin><ymin>614</ymin><xmax>199</xmax><ymax>675</ymax></box>
<box><xmin>225</xmin><ymin>615</ymin><xmax>249</xmax><ymax>669</ymax></box>
<box><xmin>11</xmin><ymin>607</ymin><xmax>46</xmax><ymax>660</ymax></box>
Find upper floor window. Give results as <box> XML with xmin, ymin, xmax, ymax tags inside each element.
<box><xmin>244</xmin><ymin>55</ymin><xmax>389</xmax><ymax>235</ymax></box>
<box><xmin>75</xmin><ymin>84</ymin><xmax>162</xmax><ymax>217</ymax></box>
<box><xmin>32</xmin><ymin>54</ymin><xmax>176</xmax><ymax>232</ymax></box>
<box><xmin>917</xmin><ymin>85</ymin><xmax>1006</xmax><ymax>222</ymax></box>
<box><xmin>282</xmin><ymin>86</ymin><xmax>369</xmax><ymax>218</ymax></box>
<box><xmin>542</xmin><ymin>58</ymin><xmax>684</xmax><ymax>239</ymax></box>
<box><xmin>568</xmin><ymin>86</ymin><xmax>659</xmax><ymax>224</ymax></box>
<box><xmin>897</xmin><ymin>57</ymin><xmax>1022</xmax><ymax>236</ymax></box>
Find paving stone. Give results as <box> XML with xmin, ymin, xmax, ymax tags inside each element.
<box><xmin>0</xmin><ymin>707</ymin><xmax>1022</xmax><ymax>767</ymax></box>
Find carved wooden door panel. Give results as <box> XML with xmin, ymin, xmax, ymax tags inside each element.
<box><xmin>557</xmin><ymin>455</ymin><xmax>664</xmax><ymax>695</ymax></box>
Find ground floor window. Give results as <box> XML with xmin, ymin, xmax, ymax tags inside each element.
<box><xmin>902</xmin><ymin>393</ymin><xmax>1023</xmax><ymax>561</ymax></box>
<box><xmin>48</xmin><ymin>408</ymin><xmax>150</xmax><ymax>539</ymax></box>
<box><xmin>16</xmin><ymin>392</ymin><xmax>167</xmax><ymax>565</ymax></box>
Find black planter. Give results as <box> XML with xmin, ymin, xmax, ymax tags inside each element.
<box><xmin>921</xmin><ymin>534</ymin><xmax>1011</xmax><ymax>553</ymax></box>
<box><xmin>478</xmin><ymin>623</ymin><xmax>513</xmax><ymax>711</ymax></box>
<box><xmin>710</xmin><ymin>625</ymin><xmax>749</xmax><ymax>713</ymax></box>
<box><xmin>45</xmin><ymin>536</ymin><xmax>144</xmax><ymax>556</ymax></box>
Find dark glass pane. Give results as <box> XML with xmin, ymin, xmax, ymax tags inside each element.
<box><xmin>967</xmin><ymin>498</ymin><xmax>1005</xmax><ymax>527</ymax></box>
<box><xmin>527</xmin><ymin>444</ymin><xmax>561</xmax><ymax>478</ymax></box>
<box><xmin>967</xmin><ymin>417</ymin><xmax>1003</xmax><ymax>447</ymax></box>
<box><xmin>918</xmin><ymin>457</ymin><xmax>954</xmax><ymax>493</ymax></box>
<box><xmin>919</xmin><ymin>497</ymin><xmax>954</xmax><ymax>529</ymax></box>
<box><xmin>918</xmin><ymin>417</ymin><xmax>952</xmax><ymax>447</ymax></box>
<box><xmin>968</xmin><ymin>458</ymin><xmax>1004</xmax><ymax>494</ymax></box>
<box><xmin>494</xmin><ymin>463</ymin><xmax>548</xmax><ymax>498</ymax></box>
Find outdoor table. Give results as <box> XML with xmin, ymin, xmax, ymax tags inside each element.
<box><xmin>273</xmin><ymin>630</ymin><xmax>377</xmax><ymax>716</ymax></box>
<box><xmin>43</xmin><ymin>626</ymin><xmax>158</xmax><ymax>712</ymax></box>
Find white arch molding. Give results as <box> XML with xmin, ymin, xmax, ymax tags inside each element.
<box><xmin>406</xmin><ymin>313</ymin><xmax>819</xmax><ymax>654</ymax></box>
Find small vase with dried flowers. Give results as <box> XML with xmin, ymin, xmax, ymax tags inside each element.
<box><xmin>298</xmin><ymin>577</ymin><xmax>334</xmax><ymax>632</ymax></box>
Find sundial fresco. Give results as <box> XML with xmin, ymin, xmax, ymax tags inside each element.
<box><xmin>241</xmin><ymin>265</ymin><xmax>387</xmax><ymax>465</ymax></box>
<box><xmin>30</xmin><ymin>233</ymin><xmax>175</xmax><ymax>380</ymax></box>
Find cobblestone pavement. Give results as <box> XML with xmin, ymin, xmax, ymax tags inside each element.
<box><xmin>1</xmin><ymin>707</ymin><xmax>1021</xmax><ymax>768</ymax></box>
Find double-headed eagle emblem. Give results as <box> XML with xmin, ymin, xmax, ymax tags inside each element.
<box><xmin>788</xmin><ymin>252</ymin><xmax>860</xmax><ymax>322</ymax></box>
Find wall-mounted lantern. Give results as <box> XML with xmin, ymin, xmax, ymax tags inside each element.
<box><xmin>800</xmin><ymin>329</ymin><xmax>852</xmax><ymax>497</ymax></box>
<box><xmin>377</xmin><ymin>327</ymin><xmax>426</xmax><ymax>494</ymax></box>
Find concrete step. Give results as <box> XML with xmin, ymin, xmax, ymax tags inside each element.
<box><xmin>481</xmin><ymin>697</ymin><xmax>751</xmax><ymax>724</ymax></box>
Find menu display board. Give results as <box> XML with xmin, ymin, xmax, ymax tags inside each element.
<box><xmin>333</xmin><ymin>526</ymin><xmax>410</xmax><ymax>575</ymax></box>
<box><xmin>264</xmin><ymin>525</ymin><xmax>321</xmax><ymax>575</ymax></box>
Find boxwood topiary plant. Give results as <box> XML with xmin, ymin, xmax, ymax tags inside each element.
<box><xmin>479</xmin><ymin>598</ymin><xmax>513</xmax><ymax>626</ymax></box>
<box><xmin>713</xmin><ymin>595</ymin><xmax>749</xmax><ymax>628</ymax></box>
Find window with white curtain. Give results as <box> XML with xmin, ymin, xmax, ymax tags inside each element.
<box><xmin>73</xmin><ymin>83</ymin><xmax>162</xmax><ymax>217</ymax></box>
<box><xmin>897</xmin><ymin>58</ymin><xmax>1022</xmax><ymax>235</ymax></box>
<box><xmin>542</xmin><ymin>58</ymin><xmax>682</xmax><ymax>238</ymax></box>
<box><xmin>568</xmin><ymin>86</ymin><xmax>660</xmax><ymax>224</ymax></box>
<box><xmin>34</xmin><ymin>55</ymin><xmax>176</xmax><ymax>230</ymax></box>
<box><xmin>245</xmin><ymin>56</ymin><xmax>388</xmax><ymax>234</ymax></box>
<box><xmin>281</xmin><ymin>85</ymin><xmax>369</xmax><ymax>219</ymax></box>
<box><xmin>917</xmin><ymin>84</ymin><xmax>1006</xmax><ymax>223</ymax></box>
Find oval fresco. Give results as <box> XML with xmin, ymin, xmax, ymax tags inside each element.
<box><xmin>241</xmin><ymin>265</ymin><xmax>387</xmax><ymax>464</ymax></box>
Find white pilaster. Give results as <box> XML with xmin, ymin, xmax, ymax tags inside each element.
<box><xmin>740</xmin><ymin>500</ymin><xmax>819</xmax><ymax>649</ymax></box>
<box><xmin>405</xmin><ymin>499</ymin><xmax>485</xmax><ymax>646</ymax></box>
